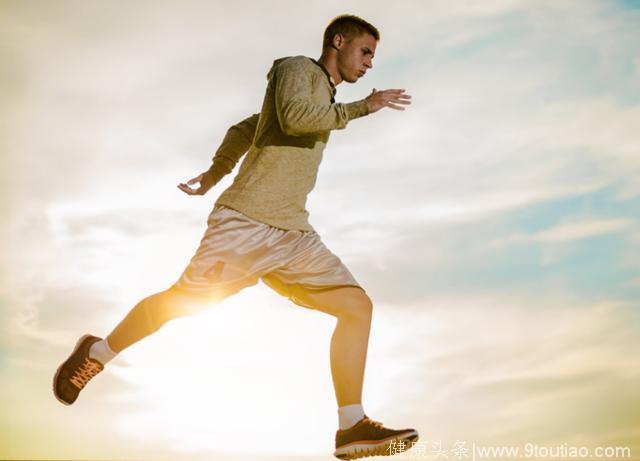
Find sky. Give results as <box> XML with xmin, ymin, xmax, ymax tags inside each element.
<box><xmin>1</xmin><ymin>0</ymin><xmax>640</xmax><ymax>460</ymax></box>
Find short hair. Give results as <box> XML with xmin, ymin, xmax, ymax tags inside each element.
<box><xmin>322</xmin><ymin>14</ymin><xmax>380</xmax><ymax>50</ymax></box>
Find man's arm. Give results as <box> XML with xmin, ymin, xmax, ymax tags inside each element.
<box><xmin>178</xmin><ymin>113</ymin><xmax>259</xmax><ymax>196</ymax></box>
<box><xmin>275</xmin><ymin>59</ymin><xmax>369</xmax><ymax>136</ymax></box>
<box><xmin>206</xmin><ymin>112</ymin><xmax>260</xmax><ymax>184</ymax></box>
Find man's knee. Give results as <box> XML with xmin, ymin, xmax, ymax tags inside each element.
<box><xmin>344</xmin><ymin>289</ymin><xmax>373</xmax><ymax>321</ymax></box>
<box><xmin>156</xmin><ymin>285</ymin><xmax>211</xmax><ymax>322</ymax></box>
<box><xmin>294</xmin><ymin>285</ymin><xmax>373</xmax><ymax>321</ymax></box>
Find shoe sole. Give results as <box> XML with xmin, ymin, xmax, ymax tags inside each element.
<box><xmin>52</xmin><ymin>333</ymin><xmax>94</xmax><ymax>406</ymax></box>
<box><xmin>334</xmin><ymin>430</ymin><xmax>419</xmax><ymax>459</ymax></box>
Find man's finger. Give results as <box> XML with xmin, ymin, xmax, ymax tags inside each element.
<box><xmin>178</xmin><ymin>184</ymin><xmax>195</xmax><ymax>195</ymax></box>
<box><xmin>389</xmin><ymin>94</ymin><xmax>411</xmax><ymax>104</ymax></box>
<box><xmin>387</xmin><ymin>103</ymin><xmax>405</xmax><ymax>111</ymax></box>
<box><xmin>390</xmin><ymin>93</ymin><xmax>412</xmax><ymax>100</ymax></box>
<box><xmin>187</xmin><ymin>176</ymin><xmax>200</xmax><ymax>185</ymax></box>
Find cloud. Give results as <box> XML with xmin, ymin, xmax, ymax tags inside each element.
<box><xmin>491</xmin><ymin>217</ymin><xmax>636</xmax><ymax>247</ymax></box>
<box><xmin>2</xmin><ymin>1</ymin><xmax>639</xmax><ymax>459</ymax></box>
<box><xmin>371</xmin><ymin>294</ymin><xmax>640</xmax><ymax>453</ymax></box>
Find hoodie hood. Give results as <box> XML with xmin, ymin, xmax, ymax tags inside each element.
<box><xmin>267</xmin><ymin>55</ymin><xmax>337</xmax><ymax>92</ymax></box>
<box><xmin>267</xmin><ymin>56</ymin><xmax>294</xmax><ymax>80</ymax></box>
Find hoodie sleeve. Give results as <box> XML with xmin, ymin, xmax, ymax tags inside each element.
<box><xmin>207</xmin><ymin>113</ymin><xmax>260</xmax><ymax>184</ymax></box>
<box><xmin>274</xmin><ymin>58</ymin><xmax>369</xmax><ymax>136</ymax></box>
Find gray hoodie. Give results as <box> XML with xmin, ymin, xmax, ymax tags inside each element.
<box><xmin>209</xmin><ymin>55</ymin><xmax>369</xmax><ymax>231</ymax></box>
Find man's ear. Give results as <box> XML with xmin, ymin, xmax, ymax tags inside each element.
<box><xmin>332</xmin><ymin>33</ymin><xmax>346</xmax><ymax>51</ymax></box>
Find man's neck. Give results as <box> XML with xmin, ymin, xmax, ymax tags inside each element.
<box><xmin>317</xmin><ymin>54</ymin><xmax>342</xmax><ymax>85</ymax></box>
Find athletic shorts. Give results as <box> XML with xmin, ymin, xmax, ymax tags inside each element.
<box><xmin>172</xmin><ymin>205</ymin><xmax>364</xmax><ymax>309</ymax></box>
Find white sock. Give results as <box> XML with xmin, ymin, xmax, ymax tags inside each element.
<box><xmin>89</xmin><ymin>338</ymin><xmax>117</xmax><ymax>365</ymax></box>
<box><xmin>338</xmin><ymin>403</ymin><xmax>365</xmax><ymax>430</ymax></box>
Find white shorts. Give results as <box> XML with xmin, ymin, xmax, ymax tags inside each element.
<box><xmin>172</xmin><ymin>205</ymin><xmax>364</xmax><ymax>309</ymax></box>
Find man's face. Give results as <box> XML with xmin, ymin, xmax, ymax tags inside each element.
<box><xmin>336</xmin><ymin>32</ymin><xmax>377</xmax><ymax>83</ymax></box>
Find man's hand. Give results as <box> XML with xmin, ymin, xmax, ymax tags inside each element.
<box><xmin>365</xmin><ymin>88</ymin><xmax>412</xmax><ymax>114</ymax></box>
<box><xmin>177</xmin><ymin>171</ymin><xmax>216</xmax><ymax>196</ymax></box>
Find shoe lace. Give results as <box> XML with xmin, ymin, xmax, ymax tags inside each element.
<box><xmin>364</xmin><ymin>417</ymin><xmax>385</xmax><ymax>429</ymax></box>
<box><xmin>69</xmin><ymin>357</ymin><xmax>103</xmax><ymax>389</ymax></box>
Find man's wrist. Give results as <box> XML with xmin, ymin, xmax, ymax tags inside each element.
<box><xmin>206</xmin><ymin>165</ymin><xmax>223</xmax><ymax>185</ymax></box>
<box><xmin>345</xmin><ymin>99</ymin><xmax>370</xmax><ymax>121</ymax></box>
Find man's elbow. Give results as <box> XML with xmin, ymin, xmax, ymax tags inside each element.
<box><xmin>278</xmin><ymin>104</ymin><xmax>318</xmax><ymax>136</ymax></box>
<box><xmin>280</xmin><ymin>118</ymin><xmax>309</xmax><ymax>137</ymax></box>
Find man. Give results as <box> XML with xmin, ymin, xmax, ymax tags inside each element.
<box><xmin>53</xmin><ymin>14</ymin><xmax>417</xmax><ymax>460</ymax></box>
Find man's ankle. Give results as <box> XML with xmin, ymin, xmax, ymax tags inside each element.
<box><xmin>338</xmin><ymin>403</ymin><xmax>365</xmax><ymax>430</ymax></box>
<box><xmin>89</xmin><ymin>338</ymin><xmax>118</xmax><ymax>365</ymax></box>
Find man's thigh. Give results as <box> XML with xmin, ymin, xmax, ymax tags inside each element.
<box><xmin>288</xmin><ymin>284</ymin><xmax>372</xmax><ymax>318</ymax></box>
<box><xmin>260</xmin><ymin>228</ymin><xmax>368</xmax><ymax>316</ymax></box>
<box><xmin>173</xmin><ymin>205</ymin><xmax>272</xmax><ymax>297</ymax></box>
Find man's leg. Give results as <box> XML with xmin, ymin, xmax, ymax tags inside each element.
<box><xmin>53</xmin><ymin>284</ymin><xmax>219</xmax><ymax>405</ymax></box>
<box><xmin>289</xmin><ymin>284</ymin><xmax>419</xmax><ymax>460</ymax></box>
<box><xmin>54</xmin><ymin>204</ymin><xmax>263</xmax><ymax>405</ymax></box>
<box><xmin>290</xmin><ymin>285</ymin><xmax>373</xmax><ymax>408</ymax></box>
<box><xmin>106</xmin><ymin>285</ymin><xmax>214</xmax><ymax>353</ymax></box>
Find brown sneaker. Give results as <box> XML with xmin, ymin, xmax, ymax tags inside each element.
<box><xmin>334</xmin><ymin>415</ymin><xmax>419</xmax><ymax>459</ymax></box>
<box><xmin>53</xmin><ymin>334</ymin><xmax>104</xmax><ymax>405</ymax></box>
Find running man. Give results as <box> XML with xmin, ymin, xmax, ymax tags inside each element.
<box><xmin>53</xmin><ymin>14</ymin><xmax>417</xmax><ymax>460</ymax></box>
